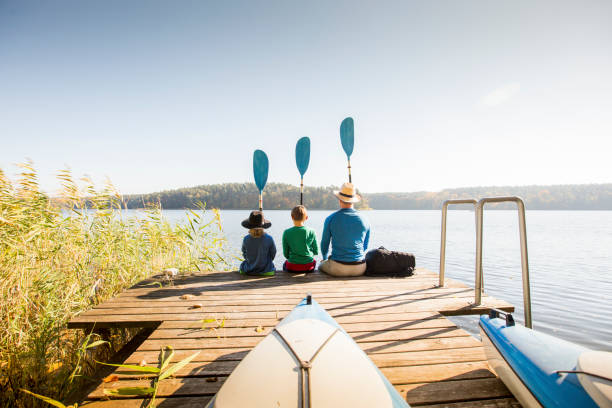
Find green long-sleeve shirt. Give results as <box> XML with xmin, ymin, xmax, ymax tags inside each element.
<box><xmin>282</xmin><ymin>226</ymin><xmax>318</xmax><ymax>264</ymax></box>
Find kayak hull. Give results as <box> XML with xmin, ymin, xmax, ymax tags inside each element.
<box><xmin>207</xmin><ymin>296</ymin><xmax>410</xmax><ymax>407</ymax></box>
<box><xmin>480</xmin><ymin>326</ymin><xmax>543</xmax><ymax>408</ymax></box>
<box><xmin>479</xmin><ymin>311</ymin><xmax>601</xmax><ymax>408</ymax></box>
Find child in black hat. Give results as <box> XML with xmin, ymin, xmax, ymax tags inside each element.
<box><xmin>239</xmin><ymin>210</ymin><xmax>276</xmax><ymax>276</ymax></box>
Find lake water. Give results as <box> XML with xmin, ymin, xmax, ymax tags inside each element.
<box><xmin>158</xmin><ymin>209</ymin><xmax>612</xmax><ymax>351</ymax></box>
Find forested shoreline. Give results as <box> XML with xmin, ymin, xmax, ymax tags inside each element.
<box><xmin>122</xmin><ymin>182</ymin><xmax>612</xmax><ymax>210</ymax></box>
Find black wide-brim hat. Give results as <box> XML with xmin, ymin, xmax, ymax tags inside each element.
<box><xmin>241</xmin><ymin>210</ymin><xmax>272</xmax><ymax>229</ymax></box>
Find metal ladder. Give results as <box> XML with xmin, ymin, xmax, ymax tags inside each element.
<box><xmin>439</xmin><ymin>196</ymin><xmax>533</xmax><ymax>328</ymax></box>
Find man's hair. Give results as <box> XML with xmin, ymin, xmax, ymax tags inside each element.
<box><xmin>291</xmin><ymin>205</ymin><xmax>307</xmax><ymax>221</ymax></box>
<box><xmin>249</xmin><ymin>228</ymin><xmax>265</xmax><ymax>238</ymax></box>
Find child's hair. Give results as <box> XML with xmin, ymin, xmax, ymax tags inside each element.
<box><xmin>291</xmin><ymin>205</ymin><xmax>307</xmax><ymax>221</ymax></box>
<box><xmin>249</xmin><ymin>228</ymin><xmax>265</xmax><ymax>238</ymax></box>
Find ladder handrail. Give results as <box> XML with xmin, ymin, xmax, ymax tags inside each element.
<box><xmin>439</xmin><ymin>199</ymin><xmax>477</xmax><ymax>287</ymax></box>
<box><xmin>475</xmin><ymin>196</ymin><xmax>532</xmax><ymax>328</ymax></box>
<box><xmin>438</xmin><ymin>196</ymin><xmax>533</xmax><ymax>328</ymax></box>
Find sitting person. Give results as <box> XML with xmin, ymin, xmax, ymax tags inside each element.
<box><xmin>282</xmin><ymin>205</ymin><xmax>318</xmax><ymax>272</ymax></box>
<box><xmin>319</xmin><ymin>182</ymin><xmax>370</xmax><ymax>277</ymax></box>
<box><xmin>239</xmin><ymin>210</ymin><xmax>276</xmax><ymax>276</ymax></box>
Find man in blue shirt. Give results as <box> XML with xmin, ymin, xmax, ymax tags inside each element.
<box><xmin>319</xmin><ymin>182</ymin><xmax>370</xmax><ymax>277</ymax></box>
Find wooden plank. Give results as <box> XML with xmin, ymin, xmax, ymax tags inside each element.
<box><xmin>75</xmin><ymin>297</ymin><xmax>511</xmax><ymax>317</ymax></box>
<box><xmin>359</xmin><ymin>336</ymin><xmax>483</xmax><ymax>354</ymax></box>
<box><xmin>81</xmin><ymin>396</ymin><xmax>520</xmax><ymax>408</ymax></box>
<box><xmin>87</xmin><ymin>377</ymin><xmax>225</xmax><ymax>399</ymax></box>
<box><xmin>100</xmin><ymin>290</ymin><xmax>478</xmax><ymax>307</ymax></box>
<box><xmin>112</xmin><ymin>359</ymin><xmax>493</xmax><ymax>381</ymax></box>
<box><xmin>126</xmin><ymin>274</ymin><xmax>447</xmax><ymax>286</ymax></box>
<box><xmin>115</xmin><ymin>281</ymin><xmax>469</xmax><ymax>296</ymax></box>
<box><xmin>114</xmin><ymin>360</ymin><xmax>238</xmax><ymax>378</ymax></box>
<box><xmin>69</xmin><ymin>310</ymin><xmax>442</xmax><ymax>329</ymax></box>
<box><xmin>108</xmin><ymin>286</ymin><xmax>473</xmax><ymax>302</ymax></box>
<box><xmin>124</xmin><ymin>348</ymin><xmax>250</xmax><ymax>365</ymax></box>
<box><xmin>381</xmin><ymin>361</ymin><xmax>494</xmax><ymax>384</ymax></box>
<box><xmin>123</xmin><ymin>341</ymin><xmax>485</xmax><ymax>366</ymax></box>
<box><xmin>135</xmin><ymin>328</ymin><xmax>470</xmax><ymax>350</ymax></box>
<box><xmin>418</xmin><ymin>398</ymin><xmax>521</xmax><ymax>408</ymax></box>
<box><xmin>123</xmin><ymin>337</ymin><xmax>484</xmax><ymax>367</ymax></box>
<box><xmin>156</xmin><ymin>312</ymin><xmax>446</xmax><ymax>328</ymax></box>
<box><xmin>370</xmin><ymin>348</ymin><xmax>487</xmax><ymax>367</ymax></box>
<box><xmin>89</xmin><ymin>376</ymin><xmax>511</xmax><ymax>404</ymax></box>
<box><xmin>117</xmin><ymin>279</ymin><xmax>467</xmax><ymax>294</ymax></box>
<box><xmin>68</xmin><ymin>310</ymin><xmax>450</xmax><ymax>329</ymax></box>
<box><xmin>127</xmin><ymin>268</ymin><xmax>437</xmax><ymax>285</ymax></box>
<box><xmin>81</xmin><ymin>398</ymin><xmax>212</xmax><ymax>408</ymax></box>
<box><xmin>93</xmin><ymin>293</ymin><xmax>485</xmax><ymax>310</ymax></box>
<box><xmin>150</xmin><ymin>319</ymin><xmax>456</xmax><ymax>337</ymax></box>
<box><xmin>124</xmin><ymin>274</ymin><xmax>446</xmax><ymax>287</ymax></box>
<box><xmin>118</xmin><ymin>282</ymin><xmax>468</xmax><ymax>296</ymax></box>
<box><xmin>396</xmin><ymin>378</ymin><xmax>513</xmax><ymax>405</ymax></box>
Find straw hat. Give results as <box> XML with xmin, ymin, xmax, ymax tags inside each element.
<box><xmin>241</xmin><ymin>211</ymin><xmax>272</xmax><ymax>229</ymax></box>
<box><xmin>333</xmin><ymin>182</ymin><xmax>361</xmax><ymax>203</ymax></box>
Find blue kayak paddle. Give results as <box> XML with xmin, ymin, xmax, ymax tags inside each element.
<box><xmin>295</xmin><ymin>137</ymin><xmax>310</xmax><ymax>205</ymax></box>
<box><xmin>253</xmin><ymin>150</ymin><xmax>269</xmax><ymax>211</ymax></box>
<box><xmin>340</xmin><ymin>117</ymin><xmax>354</xmax><ymax>183</ymax></box>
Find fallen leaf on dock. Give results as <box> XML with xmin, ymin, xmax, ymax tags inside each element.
<box><xmin>163</xmin><ymin>268</ymin><xmax>179</xmax><ymax>276</ymax></box>
<box><xmin>206</xmin><ymin>377</ymin><xmax>218</xmax><ymax>382</ymax></box>
<box><xmin>190</xmin><ymin>304</ymin><xmax>203</xmax><ymax>309</ymax></box>
<box><xmin>180</xmin><ymin>294</ymin><xmax>194</xmax><ymax>300</ymax></box>
<box><xmin>103</xmin><ymin>374</ymin><xmax>119</xmax><ymax>383</ymax></box>
<box><xmin>255</xmin><ymin>326</ymin><xmax>264</xmax><ymax>333</ymax></box>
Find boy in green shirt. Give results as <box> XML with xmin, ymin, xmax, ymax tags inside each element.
<box><xmin>282</xmin><ymin>205</ymin><xmax>318</xmax><ymax>272</ymax></box>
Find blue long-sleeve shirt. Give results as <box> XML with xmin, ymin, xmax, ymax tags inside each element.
<box><xmin>320</xmin><ymin>208</ymin><xmax>370</xmax><ymax>262</ymax></box>
<box><xmin>240</xmin><ymin>233</ymin><xmax>276</xmax><ymax>274</ymax></box>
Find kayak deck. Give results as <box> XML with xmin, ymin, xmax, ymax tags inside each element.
<box><xmin>70</xmin><ymin>268</ymin><xmax>520</xmax><ymax>407</ymax></box>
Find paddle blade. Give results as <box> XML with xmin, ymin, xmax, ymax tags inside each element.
<box><xmin>340</xmin><ymin>117</ymin><xmax>354</xmax><ymax>158</ymax></box>
<box><xmin>295</xmin><ymin>137</ymin><xmax>310</xmax><ymax>176</ymax></box>
<box><xmin>253</xmin><ymin>150</ymin><xmax>268</xmax><ymax>193</ymax></box>
<box><xmin>253</xmin><ymin>150</ymin><xmax>269</xmax><ymax>192</ymax></box>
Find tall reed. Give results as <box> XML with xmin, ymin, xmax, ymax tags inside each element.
<box><xmin>0</xmin><ymin>163</ymin><xmax>230</xmax><ymax>407</ymax></box>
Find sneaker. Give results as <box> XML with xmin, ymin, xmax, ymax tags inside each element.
<box><xmin>258</xmin><ymin>270</ymin><xmax>275</xmax><ymax>276</ymax></box>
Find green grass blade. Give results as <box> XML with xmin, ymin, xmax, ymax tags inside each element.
<box><xmin>20</xmin><ymin>389</ymin><xmax>67</xmax><ymax>408</ymax></box>
<box><xmin>85</xmin><ymin>340</ymin><xmax>109</xmax><ymax>349</ymax></box>
<box><xmin>159</xmin><ymin>351</ymin><xmax>200</xmax><ymax>380</ymax></box>
<box><xmin>95</xmin><ymin>361</ymin><xmax>160</xmax><ymax>373</ymax></box>
<box><xmin>159</xmin><ymin>346</ymin><xmax>174</xmax><ymax>372</ymax></box>
<box><xmin>103</xmin><ymin>387</ymin><xmax>155</xmax><ymax>396</ymax></box>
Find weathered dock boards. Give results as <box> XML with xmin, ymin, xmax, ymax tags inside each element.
<box><xmin>71</xmin><ymin>268</ymin><xmax>520</xmax><ymax>407</ymax></box>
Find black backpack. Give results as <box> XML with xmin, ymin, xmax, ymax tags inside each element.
<box><xmin>365</xmin><ymin>247</ymin><xmax>415</xmax><ymax>277</ymax></box>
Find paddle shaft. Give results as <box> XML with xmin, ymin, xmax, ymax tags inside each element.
<box><xmin>259</xmin><ymin>193</ymin><xmax>263</xmax><ymax>211</ymax></box>
<box><xmin>347</xmin><ymin>159</ymin><xmax>352</xmax><ymax>183</ymax></box>
<box><xmin>300</xmin><ymin>177</ymin><xmax>304</xmax><ymax>205</ymax></box>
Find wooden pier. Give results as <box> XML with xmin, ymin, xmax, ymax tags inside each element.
<box><xmin>70</xmin><ymin>268</ymin><xmax>520</xmax><ymax>407</ymax></box>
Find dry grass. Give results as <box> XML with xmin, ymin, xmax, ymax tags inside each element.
<box><xmin>0</xmin><ymin>163</ymin><xmax>230</xmax><ymax>407</ymax></box>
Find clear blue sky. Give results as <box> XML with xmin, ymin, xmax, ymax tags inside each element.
<box><xmin>1</xmin><ymin>0</ymin><xmax>611</xmax><ymax>194</ymax></box>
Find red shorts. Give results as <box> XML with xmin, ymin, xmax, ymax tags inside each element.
<box><xmin>283</xmin><ymin>260</ymin><xmax>316</xmax><ymax>272</ymax></box>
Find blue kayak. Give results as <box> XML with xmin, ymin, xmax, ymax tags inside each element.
<box><xmin>207</xmin><ymin>295</ymin><xmax>410</xmax><ymax>407</ymax></box>
<box><xmin>480</xmin><ymin>309</ymin><xmax>611</xmax><ymax>408</ymax></box>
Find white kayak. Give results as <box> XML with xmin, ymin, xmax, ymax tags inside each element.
<box><xmin>206</xmin><ymin>295</ymin><xmax>410</xmax><ymax>407</ymax></box>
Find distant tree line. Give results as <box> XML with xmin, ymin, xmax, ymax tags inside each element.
<box><xmin>122</xmin><ymin>182</ymin><xmax>612</xmax><ymax>210</ymax></box>
<box><xmin>122</xmin><ymin>183</ymin><xmax>371</xmax><ymax>210</ymax></box>
<box><xmin>366</xmin><ymin>184</ymin><xmax>612</xmax><ymax>210</ymax></box>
